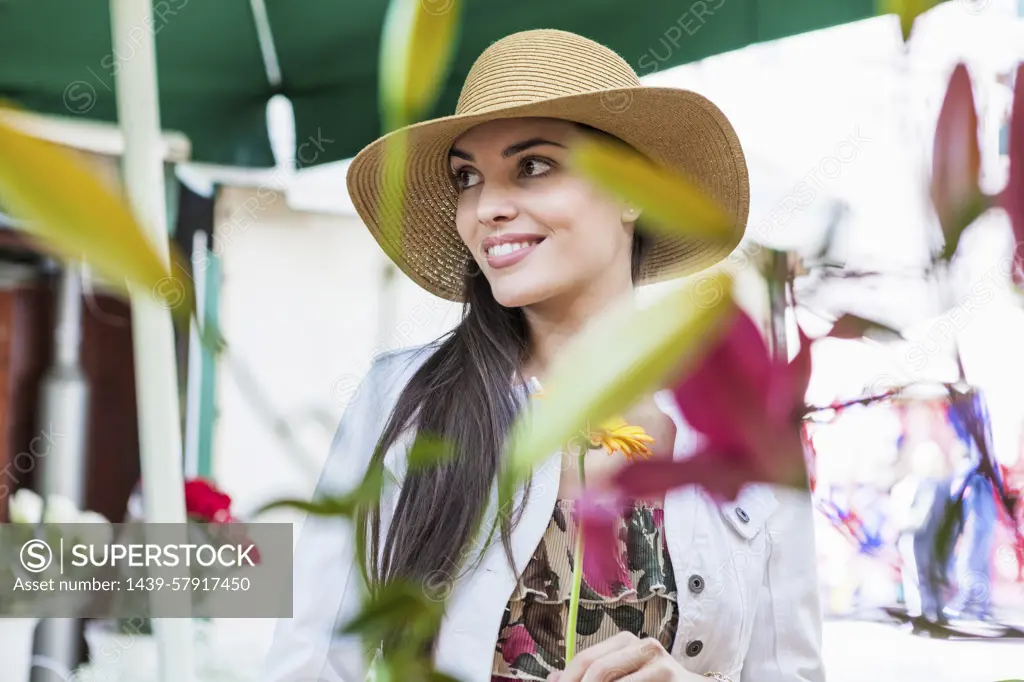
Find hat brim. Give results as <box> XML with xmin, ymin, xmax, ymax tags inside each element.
<box><xmin>346</xmin><ymin>86</ymin><xmax>749</xmax><ymax>303</ymax></box>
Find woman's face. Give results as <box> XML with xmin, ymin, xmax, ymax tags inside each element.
<box><xmin>449</xmin><ymin>117</ymin><xmax>636</xmax><ymax>308</ymax></box>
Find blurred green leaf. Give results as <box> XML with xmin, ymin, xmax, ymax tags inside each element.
<box><xmin>368</xmin><ymin>654</ymin><xmax>465</xmax><ymax>682</ymax></box>
<box><xmin>568</xmin><ymin>132</ymin><xmax>735</xmax><ymax>243</ymax></box>
<box><xmin>876</xmin><ymin>0</ymin><xmax>940</xmax><ymax>41</ymax></box>
<box><xmin>340</xmin><ymin>579</ymin><xmax>443</xmax><ymax>645</ymax></box>
<box><xmin>376</xmin><ymin>0</ymin><xmax>463</xmax><ymax>303</ymax></box>
<box><xmin>368</xmin><ymin>656</ymin><xmax>392</xmax><ymax>682</ymax></box>
<box><xmin>379</xmin><ymin>130</ymin><xmax>411</xmax><ymax>250</ymax></box>
<box><xmin>501</xmin><ymin>272</ymin><xmax>735</xmax><ymax>507</ymax></box>
<box><xmin>0</xmin><ymin>105</ymin><xmax>194</xmax><ymax>318</ymax></box>
<box><xmin>257</xmin><ymin>465</ymin><xmax>385</xmax><ymax>519</ymax></box>
<box><xmin>380</xmin><ymin>0</ymin><xmax>463</xmax><ymax>131</ymax></box>
<box><xmin>407</xmin><ymin>433</ymin><xmax>457</xmax><ymax>471</ymax></box>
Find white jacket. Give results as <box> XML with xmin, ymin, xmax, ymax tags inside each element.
<box><xmin>263</xmin><ymin>342</ymin><xmax>826</xmax><ymax>682</ymax></box>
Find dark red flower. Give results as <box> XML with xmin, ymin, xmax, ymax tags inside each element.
<box><xmin>184</xmin><ymin>478</ymin><xmax>234</xmax><ymax>523</ymax></box>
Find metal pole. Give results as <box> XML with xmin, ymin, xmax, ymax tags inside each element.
<box><xmin>184</xmin><ymin>231</ymin><xmax>208</xmax><ymax>479</ymax></box>
<box><xmin>32</xmin><ymin>264</ymin><xmax>90</xmax><ymax>679</ymax></box>
<box><xmin>109</xmin><ymin>1</ymin><xmax>194</xmax><ymax>680</ymax></box>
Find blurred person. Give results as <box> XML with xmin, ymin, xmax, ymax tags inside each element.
<box><xmin>943</xmin><ymin>391</ymin><xmax>1004</xmax><ymax>622</ymax></box>
<box><xmin>943</xmin><ymin>470</ymin><xmax>997</xmax><ymax>620</ymax></box>
<box><xmin>263</xmin><ymin>29</ymin><xmax>824</xmax><ymax>682</ymax></box>
<box><xmin>891</xmin><ymin>440</ymin><xmax>956</xmax><ymax>632</ymax></box>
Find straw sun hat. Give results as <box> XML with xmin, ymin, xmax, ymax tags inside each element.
<box><xmin>346</xmin><ymin>28</ymin><xmax>749</xmax><ymax>303</ymax></box>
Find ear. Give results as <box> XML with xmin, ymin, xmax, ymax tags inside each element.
<box><xmin>621</xmin><ymin>205</ymin><xmax>642</xmax><ymax>223</ymax></box>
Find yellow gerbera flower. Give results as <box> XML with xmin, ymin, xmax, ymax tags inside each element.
<box><xmin>523</xmin><ymin>374</ymin><xmax>657</xmax><ymax>668</ymax></box>
<box><xmin>526</xmin><ymin>376</ymin><xmax>654</xmax><ymax>461</ymax></box>
<box><xmin>587</xmin><ymin>416</ymin><xmax>656</xmax><ymax>463</ymax></box>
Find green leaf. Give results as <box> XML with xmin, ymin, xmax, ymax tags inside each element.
<box><xmin>367</xmin><ymin>656</ymin><xmax>392</xmax><ymax>682</ymax></box>
<box><xmin>368</xmin><ymin>655</ymin><xmax>463</xmax><ymax>682</ymax></box>
<box><xmin>407</xmin><ymin>432</ymin><xmax>457</xmax><ymax>471</ymax></box>
<box><xmin>340</xmin><ymin>579</ymin><xmax>443</xmax><ymax>645</ymax></box>
<box><xmin>0</xmin><ymin>105</ymin><xmax>195</xmax><ymax>319</ymax></box>
<box><xmin>876</xmin><ymin>0</ymin><xmax>941</xmax><ymax>42</ymax></box>
<box><xmin>380</xmin><ymin>0</ymin><xmax>463</xmax><ymax>132</ymax></box>
<box><xmin>567</xmin><ymin>131</ymin><xmax>736</xmax><ymax>243</ymax></box>
<box><xmin>257</xmin><ymin>465</ymin><xmax>385</xmax><ymax>519</ymax></box>
<box><xmin>500</xmin><ymin>272</ymin><xmax>735</xmax><ymax>505</ymax></box>
<box><xmin>379</xmin><ymin>129</ymin><xmax>411</xmax><ymax>250</ymax></box>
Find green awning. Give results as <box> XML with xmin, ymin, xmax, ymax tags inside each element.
<box><xmin>0</xmin><ymin>0</ymin><xmax>877</xmax><ymax>168</ymax></box>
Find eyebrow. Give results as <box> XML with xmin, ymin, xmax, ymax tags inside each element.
<box><xmin>448</xmin><ymin>137</ymin><xmax>566</xmax><ymax>162</ymax></box>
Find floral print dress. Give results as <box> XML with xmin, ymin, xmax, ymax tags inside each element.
<box><xmin>490</xmin><ymin>498</ymin><xmax>678</xmax><ymax>680</ymax></box>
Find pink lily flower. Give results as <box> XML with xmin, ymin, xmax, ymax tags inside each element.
<box><xmin>612</xmin><ymin>308</ymin><xmax>812</xmax><ymax>504</ymax></box>
<box><xmin>931</xmin><ymin>63</ymin><xmax>986</xmax><ymax>260</ymax></box>
<box><xmin>575</xmin><ymin>494</ymin><xmax>630</xmax><ymax>597</ymax></box>
<box><xmin>581</xmin><ymin>307</ymin><xmax>811</xmax><ymax>585</ymax></box>
<box><xmin>576</xmin><ymin>308</ymin><xmax>812</xmax><ymax>590</ymax></box>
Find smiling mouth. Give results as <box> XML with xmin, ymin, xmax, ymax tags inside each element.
<box><xmin>485</xmin><ymin>237</ymin><xmax>545</xmax><ymax>258</ymax></box>
<box><xmin>483</xmin><ymin>237</ymin><xmax>546</xmax><ymax>269</ymax></box>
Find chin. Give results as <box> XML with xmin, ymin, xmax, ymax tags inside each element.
<box><xmin>489</xmin><ymin>279</ymin><xmax>553</xmax><ymax>308</ymax></box>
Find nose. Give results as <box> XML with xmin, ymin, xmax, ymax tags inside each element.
<box><xmin>476</xmin><ymin>182</ymin><xmax>518</xmax><ymax>227</ymax></box>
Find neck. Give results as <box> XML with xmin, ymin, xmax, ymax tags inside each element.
<box><xmin>520</xmin><ymin>269</ymin><xmax>635</xmax><ymax>384</ymax></box>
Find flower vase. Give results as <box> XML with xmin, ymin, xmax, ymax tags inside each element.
<box><xmin>0</xmin><ymin>617</ymin><xmax>40</xmax><ymax>682</ymax></box>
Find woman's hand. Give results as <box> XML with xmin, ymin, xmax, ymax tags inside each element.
<box><xmin>546</xmin><ymin>632</ymin><xmax>705</xmax><ymax>682</ymax></box>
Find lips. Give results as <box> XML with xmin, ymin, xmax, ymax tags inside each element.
<box><xmin>480</xmin><ymin>233</ymin><xmax>546</xmax><ymax>253</ymax></box>
<box><xmin>483</xmin><ymin>232</ymin><xmax>548</xmax><ymax>266</ymax></box>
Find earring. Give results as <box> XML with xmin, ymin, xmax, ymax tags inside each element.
<box><xmin>623</xmin><ymin>206</ymin><xmax>640</xmax><ymax>221</ymax></box>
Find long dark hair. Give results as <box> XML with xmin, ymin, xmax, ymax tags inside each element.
<box><xmin>356</xmin><ymin>123</ymin><xmax>654</xmax><ymax>656</ymax></box>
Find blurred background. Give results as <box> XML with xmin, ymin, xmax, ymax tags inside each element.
<box><xmin>0</xmin><ymin>1</ymin><xmax>1023</xmax><ymax>681</ymax></box>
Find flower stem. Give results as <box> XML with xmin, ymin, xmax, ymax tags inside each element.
<box><xmin>564</xmin><ymin>442</ymin><xmax>587</xmax><ymax>664</ymax></box>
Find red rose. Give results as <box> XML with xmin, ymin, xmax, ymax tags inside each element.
<box><xmin>184</xmin><ymin>478</ymin><xmax>234</xmax><ymax>522</ymax></box>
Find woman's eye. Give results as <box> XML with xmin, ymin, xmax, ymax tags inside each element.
<box><xmin>452</xmin><ymin>167</ymin><xmax>480</xmax><ymax>191</ymax></box>
<box><xmin>521</xmin><ymin>158</ymin><xmax>553</xmax><ymax>177</ymax></box>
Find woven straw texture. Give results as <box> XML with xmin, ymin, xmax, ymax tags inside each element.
<box><xmin>346</xmin><ymin>29</ymin><xmax>749</xmax><ymax>303</ymax></box>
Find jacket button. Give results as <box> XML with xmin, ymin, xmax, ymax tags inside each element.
<box><xmin>688</xmin><ymin>574</ymin><xmax>705</xmax><ymax>594</ymax></box>
<box><xmin>685</xmin><ymin>640</ymin><xmax>704</xmax><ymax>657</ymax></box>
<box><xmin>735</xmin><ymin>507</ymin><xmax>750</xmax><ymax>523</ymax></box>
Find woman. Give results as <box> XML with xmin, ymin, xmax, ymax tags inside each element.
<box><xmin>264</xmin><ymin>29</ymin><xmax>824</xmax><ymax>682</ymax></box>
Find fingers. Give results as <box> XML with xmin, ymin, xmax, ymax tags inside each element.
<box><xmin>618</xmin><ymin>658</ymin><xmax>687</xmax><ymax>681</ymax></box>
<box><xmin>552</xmin><ymin>632</ymin><xmax>639</xmax><ymax>682</ymax></box>
<box><xmin>547</xmin><ymin>633</ymin><xmax>666</xmax><ymax>682</ymax></box>
<box><xmin>579</xmin><ymin>638</ymin><xmax>665</xmax><ymax>682</ymax></box>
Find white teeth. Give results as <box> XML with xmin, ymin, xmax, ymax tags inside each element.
<box><xmin>487</xmin><ymin>241</ymin><xmax>539</xmax><ymax>257</ymax></box>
